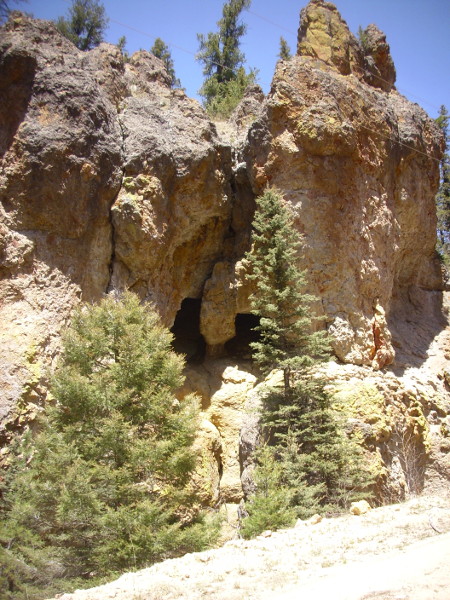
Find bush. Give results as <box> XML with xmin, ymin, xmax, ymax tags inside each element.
<box><xmin>201</xmin><ymin>67</ymin><xmax>257</xmax><ymax>119</ymax></box>
<box><xmin>1</xmin><ymin>293</ymin><xmax>218</xmax><ymax>598</ymax></box>
<box><xmin>240</xmin><ymin>446</ymin><xmax>296</xmax><ymax>539</ymax></box>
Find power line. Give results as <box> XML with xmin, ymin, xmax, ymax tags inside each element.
<box><xmin>108</xmin><ymin>16</ymin><xmax>273</xmax><ymax>90</ymax></box>
<box><xmin>247</xmin><ymin>8</ymin><xmax>297</xmax><ymax>36</ymax></box>
<box><xmin>109</xmin><ymin>15</ymin><xmax>442</xmax><ymax>164</ymax></box>
<box><xmin>359</xmin><ymin>123</ymin><xmax>441</xmax><ymax>164</ymax></box>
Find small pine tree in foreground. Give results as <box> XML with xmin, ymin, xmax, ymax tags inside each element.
<box><xmin>1</xmin><ymin>293</ymin><xmax>218</xmax><ymax>598</ymax></box>
<box><xmin>240</xmin><ymin>446</ymin><xmax>296</xmax><ymax>539</ymax></box>
<box><xmin>241</xmin><ymin>189</ymin><xmax>372</xmax><ymax>535</ymax></box>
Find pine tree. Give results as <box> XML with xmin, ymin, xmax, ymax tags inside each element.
<box><xmin>241</xmin><ymin>189</ymin><xmax>372</xmax><ymax>533</ymax></box>
<box><xmin>436</xmin><ymin>105</ymin><xmax>450</xmax><ymax>265</ymax></box>
<box><xmin>151</xmin><ymin>37</ymin><xmax>182</xmax><ymax>88</ymax></box>
<box><xmin>1</xmin><ymin>293</ymin><xmax>217</xmax><ymax>597</ymax></box>
<box><xmin>240</xmin><ymin>446</ymin><xmax>296</xmax><ymax>539</ymax></box>
<box><xmin>278</xmin><ymin>36</ymin><xmax>291</xmax><ymax>60</ymax></box>
<box><xmin>196</xmin><ymin>0</ymin><xmax>257</xmax><ymax>118</ymax></box>
<box><xmin>55</xmin><ymin>0</ymin><xmax>108</xmax><ymax>51</ymax></box>
<box><xmin>117</xmin><ymin>35</ymin><xmax>129</xmax><ymax>61</ymax></box>
<box><xmin>245</xmin><ymin>188</ymin><xmax>329</xmax><ymax>393</ymax></box>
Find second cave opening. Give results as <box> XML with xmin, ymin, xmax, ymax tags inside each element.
<box><xmin>225</xmin><ymin>313</ymin><xmax>261</xmax><ymax>359</ymax></box>
<box><xmin>171</xmin><ymin>300</ymin><xmax>261</xmax><ymax>363</ymax></box>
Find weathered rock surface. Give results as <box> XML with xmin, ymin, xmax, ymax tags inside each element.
<box><xmin>0</xmin><ymin>1</ymin><xmax>449</xmax><ymax>506</ymax></box>
<box><xmin>0</xmin><ymin>14</ymin><xmax>237</xmax><ymax>437</ymax></box>
<box><xmin>241</xmin><ymin>0</ymin><xmax>443</xmax><ymax>369</ymax></box>
<box><xmin>110</xmin><ymin>51</ymin><xmax>234</xmax><ymax>324</ymax></box>
<box><xmin>0</xmin><ymin>13</ymin><xmax>122</xmax><ymax>429</ymax></box>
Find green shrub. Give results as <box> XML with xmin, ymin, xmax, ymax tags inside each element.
<box><xmin>240</xmin><ymin>446</ymin><xmax>296</xmax><ymax>539</ymax></box>
<box><xmin>1</xmin><ymin>293</ymin><xmax>218</xmax><ymax>598</ymax></box>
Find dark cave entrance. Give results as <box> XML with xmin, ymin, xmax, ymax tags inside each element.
<box><xmin>170</xmin><ymin>298</ymin><xmax>206</xmax><ymax>364</ymax></box>
<box><xmin>225</xmin><ymin>313</ymin><xmax>261</xmax><ymax>359</ymax></box>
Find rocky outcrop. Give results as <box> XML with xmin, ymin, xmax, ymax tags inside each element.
<box><xmin>297</xmin><ymin>0</ymin><xmax>396</xmax><ymax>91</ymax></box>
<box><xmin>0</xmin><ymin>2</ymin><xmax>448</xmax><ymax>504</ymax></box>
<box><xmin>110</xmin><ymin>51</ymin><xmax>234</xmax><ymax>324</ymax></box>
<box><xmin>0</xmin><ymin>14</ymin><xmax>123</xmax><ymax>428</ymax></box>
<box><xmin>241</xmin><ymin>0</ymin><xmax>443</xmax><ymax>369</ymax></box>
<box><xmin>0</xmin><ymin>14</ymin><xmax>236</xmax><ymax>434</ymax></box>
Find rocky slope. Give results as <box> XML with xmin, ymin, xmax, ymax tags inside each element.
<box><xmin>53</xmin><ymin>495</ymin><xmax>450</xmax><ymax>600</ymax></box>
<box><xmin>0</xmin><ymin>1</ymin><xmax>449</xmax><ymax>509</ymax></box>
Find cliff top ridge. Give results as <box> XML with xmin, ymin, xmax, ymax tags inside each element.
<box><xmin>297</xmin><ymin>0</ymin><xmax>396</xmax><ymax>92</ymax></box>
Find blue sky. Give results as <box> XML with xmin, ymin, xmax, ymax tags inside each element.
<box><xmin>19</xmin><ymin>0</ymin><xmax>450</xmax><ymax>119</ymax></box>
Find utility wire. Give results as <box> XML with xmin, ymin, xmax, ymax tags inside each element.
<box><xmin>59</xmin><ymin>0</ymin><xmax>443</xmax><ymax>162</ymax></box>
<box><xmin>247</xmin><ymin>8</ymin><xmax>297</xmax><ymax>36</ymax></box>
<box><xmin>359</xmin><ymin>123</ymin><xmax>441</xmax><ymax>163</ymax></box>
<box><xmin>59</xmin><ymin>0</ymin><xmax>442</xmax><ymax>113</ymax></box>
<box><xmin>108</xmin><ymin>16</ymin><xmax>272</xmax><ymax>89</ymax></box>
<box><xmin>109</xmin><ymin>15</ymin><xmax>442</xmax><ymax>164</ymax></box>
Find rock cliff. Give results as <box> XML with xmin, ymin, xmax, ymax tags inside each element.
<box><xmin>0</xmin><ymin>2</ymin><xmax>448</xmax><ymax>506</ymax></box>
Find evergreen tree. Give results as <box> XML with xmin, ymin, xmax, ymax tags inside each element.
<box><xmin>151</xmin><ymin>37</ymin><xmax>182</xmax><ymax>88</ymax></box>
<box><xmin>278</xmin><ymin>36</ymin><xmax>291</xmax><ymax>61</ymax></box>
<box><xmin>240</xmin><ymin>189</ymin><xmax>372</xmax><ymax>534</ymax></box>
<box><xmin>117</xmin><ymin>35</ymin><xmax>129</xmax><ymax>61</ymax></box>
<box><xmin>245</xmin><ymin>188</ymin><xmax>329</xmax><ymax>393</ymax></box>
<box><xmin>436</xmin><ymin>105</ymin><xmax>450</xmax><ymax>263</ymax></box>
<box><xmin>240</xmin><ymin>446</ymin><xmax>296</xmax><ymax>539</ymax></box>
<box><xmin>196</xmin><ymin>0</ymin><xmax>257</xmax><ymax>118</ymax></box>
<box><xmin>55</xmin><ymin>0</ymin><xmax>108</xmax><ymax>51</ymax></box>
<box><xmin>1</xmin><ymin>293</ymin><xmax>217</xmax><ymax>598</ymax></box>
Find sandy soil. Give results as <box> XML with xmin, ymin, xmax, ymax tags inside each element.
<box><xmin>53</xmin><ymin>495</ymin><xmax>450</xmax><ymax>600</ymax></box>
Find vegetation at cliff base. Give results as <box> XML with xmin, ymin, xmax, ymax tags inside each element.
<box><xmin>196</xmin><ymin>0</ymin><xmax>257</xmax><ymax>119</ymax></box>
<box><xmin>240</xmin><ymin>189</ymin><xmax>373</xmax><ymax>538</ymax></box>
<box><xmin>0</xmin><ymin>293</ymin><xmax>218</xmax><ymax>599</ymax></box>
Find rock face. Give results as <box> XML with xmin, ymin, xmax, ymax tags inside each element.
<box><xmin>242</xmin><ymin>0</ymin><xmax>443</xmax><ymax>369</ymax></box>
<box><xmin>297</xmin><ymin>0</ymin><xmax>396</xmax><ymax>91</ymax></box>
<box><xmin>0</xmin><ymin>2</ymin><xmax>448</xmax><ymax>504</ymax></box>
<box><xmin>0</xmin><ymin>14</ymin><xmax>123</xmax><ymax>429</ymax></box>
<box><xmin>110</xmin><ymin>51</ymin><xmax>234</xmax><ymax>324</ymax></box>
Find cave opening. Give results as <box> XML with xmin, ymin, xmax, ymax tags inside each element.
<box><xmin>170</xmin><ymin>298</ymin><xmax>206</xmax><ymax>364</ymax></box>
<box><xmin>225</xmin><ymin>313</ymin><xmax>261</xmax><ymax>359</ymax></box>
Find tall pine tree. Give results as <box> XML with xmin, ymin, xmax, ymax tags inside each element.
<box><xmin>196</xmin><ymin>0</ymin><xmax>257</xmax><ymax>118</ymax></box>
<box><xmin>245</xmin><ymin>188</ymin><xmax>329</xmax><ymax>392</ymax></box>
<box><xmin>241</xmin><ymin>189</ymin><xmax>372</xmax><ymax>534</ymax></box>
<box><xmin>278</xmin><ymin>37</ymin><xmax>291</xmax><ymax>60</ymax></box>
<box><xmin>55</xmin><ymin>0</ymin><xmax>108</xmax><ymax>51</ymax></box>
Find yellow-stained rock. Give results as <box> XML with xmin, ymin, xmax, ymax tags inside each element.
<box><xmin>350</xmin><ymin>500</ymin><xmax>372</xmax><ymax>515</ymax></box>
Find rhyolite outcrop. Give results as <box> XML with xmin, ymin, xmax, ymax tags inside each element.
<box><xmin>0</xmin><ymin>2</ymin><xmax>449</xmax><ymax>507</ymax></box>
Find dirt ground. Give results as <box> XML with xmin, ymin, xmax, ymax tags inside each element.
<box><xmin>262</xmin><ymin>532</ymin><xmax>450</xmax><ymax>600</ymax></box>
<box><xmin>54</xmin><ymin>495</ymin><xmax>450</xmax><ymax>600</ymax></box>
